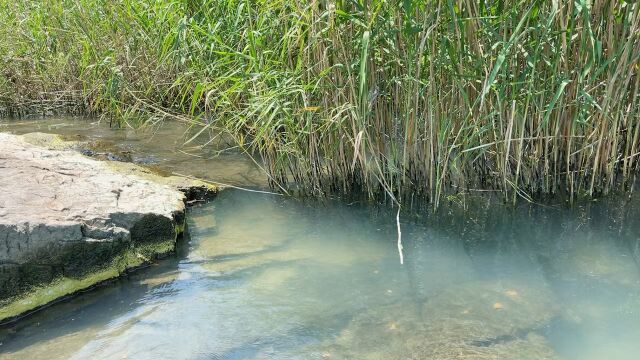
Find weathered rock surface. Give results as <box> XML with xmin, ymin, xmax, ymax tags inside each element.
<box><xmin>0</xmin><ymin>132</ymin><xmax>216</xmax><ymax>322</ymax></box>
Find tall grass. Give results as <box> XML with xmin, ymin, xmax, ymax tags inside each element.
<box><xmin>1</xmin><ymin>0</ymin><xmax>639</xmax><ymax>205</ymax></box>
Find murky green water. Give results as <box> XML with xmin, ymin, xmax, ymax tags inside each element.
<box><xmin>0</xmin><ymin>117</ymin><xmax>266</xmax><ymax>187</ymax></box>
<box><xmin>1</xmin><ymin>189</ymin><xmax>640</xmax><ymax>359</ymax></box>
<box><xmin>1</xmin><ymin>118</ymin><xmax>640</xmax><ymax>359</ymax></box>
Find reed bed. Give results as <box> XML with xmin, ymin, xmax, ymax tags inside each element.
<box><xmin>1</xmin><ymin>0</ymin><xmax>639</xmax><ymax>205</ymax></box>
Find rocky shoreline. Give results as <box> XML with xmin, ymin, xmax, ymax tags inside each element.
<box><xmin>0</xmin><ymin>132</ymin><xmax>217</xmax><ymax>323</ymax></box>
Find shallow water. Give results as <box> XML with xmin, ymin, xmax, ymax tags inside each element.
<box><xmin>1</xmin><ymin>188</ymin><xmax>640</xmax><ymax>360</ymax></box>
<box><xmin>0</xmin><ymin>117</ymin><xmax>267</xmax><ymax>187</ymax></box>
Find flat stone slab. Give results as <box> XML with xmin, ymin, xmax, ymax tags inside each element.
<box><xmin>0</xmin><ymin>132</ymin><xmax>216</xmax><ymax>322</ymax></box>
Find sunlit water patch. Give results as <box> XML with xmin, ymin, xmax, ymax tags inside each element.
<box><xmin>0</xmin><ymin>117</ymin><xmax>266</xmax><ymax>187</ymax></box>
<box><xmin>1</xmin><ymin>190</ymin><xmax>640</xmax><ymax>359</ymax></box>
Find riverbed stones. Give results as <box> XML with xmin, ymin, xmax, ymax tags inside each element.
<box><xmin>563</xmin><ymin>241</ymin><xmax>640</xmax><ymax>288</ymax></box>
<box><xmin>325</xmin><ymin>280</ymin><xmax>560</xmax><ymax>359</ymax></box>
<box><xmin>421</xmin><ymin>280</ymin><xmax>559</xmax><ymax>341</ymax></box>
<box><xmin>0</xmin><ymin>132</ymin><xmax>217</xmax><ymax>322</ymax></box>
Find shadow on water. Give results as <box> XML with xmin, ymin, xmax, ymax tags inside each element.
<box><xmin>183</xmin><ymin>236</ymin><xmax>297</xmax><ymax>266</ymax></box>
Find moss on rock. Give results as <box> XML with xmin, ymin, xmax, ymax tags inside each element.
<box><xmin>0</xmin><ymin>132</ymin><xmax>216</xmax><ymax>324</ymax></box>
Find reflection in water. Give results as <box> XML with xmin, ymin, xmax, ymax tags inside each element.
<box><xmin>1</xmin><ymin>189</ymin><xmax>640</xmax><ymax>359</ymax></box>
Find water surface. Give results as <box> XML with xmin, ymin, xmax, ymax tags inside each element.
<box><xmin>1</xmin><ymin>189</ymin><xmax>639</xmax><ymax>359</ymax></box>
<box><xmin>0</xmin><ymin>117</ymin><xmax>266</xmax><ymax>187</ymax></box>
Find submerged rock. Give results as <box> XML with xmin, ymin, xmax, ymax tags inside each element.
<box><xmin>421</xmin><ymin>280</ymin><xmax>559</xmax><ymax>341</ymax></box>
<box><xmin>324</xmin><ymin>280</ymin><xmax>560</xmax><ymax>360</ymax></box>
<box><xmin>0</xmin><ymin>133</ymin><xmax>217</xmax><ymax>323</ymax></box>
<box><xmin>564</xmin><ymin>241</ymin><xmax>640</xmax><ymax>288</ymax></box>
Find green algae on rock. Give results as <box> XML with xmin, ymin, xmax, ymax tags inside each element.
<box><xmin>0</xmin><ymin>132</ymin><xmax>217</xmax><ymax>323</ymax></box>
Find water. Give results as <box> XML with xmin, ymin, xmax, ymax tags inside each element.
<box><xmin>1</xmin><ymin>118</ymin><xmax>640</xmax><ymax>359</ymax></box>
<box><xmin>0</xmin><ymin>189</ymin><xmax>639</xmax><ymax>359</ymax></box>
<box><xmin>0</xmin><ymin>117</ymin><xmax>267</xmax><ymax>187</ymax></box>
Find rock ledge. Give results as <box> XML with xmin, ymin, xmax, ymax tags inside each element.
<box><xmin>0</xmin><ymin>132</ymin><xmax>217</xmax><ymax>323</ymax></box>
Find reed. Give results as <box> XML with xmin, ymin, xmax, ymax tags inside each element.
<box><xmin>1</xmin><ymin>0</ymin><xmax>639</xmax><ymax>205</ymax></box>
